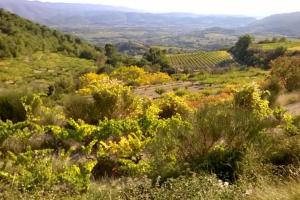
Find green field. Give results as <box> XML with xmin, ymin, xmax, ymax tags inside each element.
<box><xmin>252</xmin><ymin>40</ymin><xmax>300</xmax><ymax>51</ymax></box>
<box><xmin>0</xmin><ymin>52</ymin><xmax>97</xmax><ymax>91</ymax></box>
<box><xmin>168</xmin><ymin>51</ymin><xmax>232</xmax><ymax>72</ymax></box>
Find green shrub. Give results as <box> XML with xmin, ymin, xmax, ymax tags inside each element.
<box><xmin>0</xmin><ymin>90</ymin><xmax>27</xmax><ymax>122</ymax></box>
<box><xmin>155</xmin><ymin>88</ymin><xmax>166</xmax><ymax>95</ymax></box>
<box><xmin>0</xmin><ymin>149</ymin><xmax>96</xmax><ymax>193</ymax></box>
<box><xmin>234</xmin><ymin>84</ymin><xmax>271</xmax><ymax>118</ymax></box>
<box><xmin>181</xmin><ymin>103</ymin><xmax>267</xmax><ymax>181</ymax></box>
<box><xmin>156</xmin><ymin>93</ymin><xmax>191</xmax><ymax>119</ymax></box>
<box><xmin>146</xmin><ymin>116</ymin><xmax>192</xmax><ymax>180</ymax></box>
<box><xmin>174</xmin><ymin>89</ymin><xmax>188</xmax><ymax>97</ymax></box>
<box><xmin>123</xmin><ymin>174</ymin><xmax>244</xmax><ymax>200</ymax></box>
<box><xmin>91</xmin><ymin>83</ymin><xmax>141</xmax><ymax>120</ymax></box>
<box><xmin>271</xmin><ymin>56</ymin><xmax>300</xmax><ymax>91</ymax></box>
<box><xmin>21</xmin><ymin>94</ymin><xmax>65</xmax><ymax>126</ymax></box>
<box><xmin>196</xmin><ymin>147</ymin><xmax>245</xmax><ymax>182</ymax></box>
<box><xmin>64</xmin><ymin>95</ymin><xmax>95</xmax><ymax>124</ymax></box>
<box><xmin>68</xmin><ymin>76</ymin><xmax>143</xmax><ymax>124</ymax></box>
<box><xmin>263</xmin><ymin>78</ymin><xmax>282</xmax><ymax>106</ymax></box>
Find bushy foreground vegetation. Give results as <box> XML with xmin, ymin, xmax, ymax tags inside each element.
<box><xmin>0</xmin><ymin>70</ymin><xmax>299</xmax><ymax>199</ymax></box>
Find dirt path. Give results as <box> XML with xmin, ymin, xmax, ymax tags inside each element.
<box><xmin>285</xmin><ymin>102</ymin><xmax>300</xmax><ymax>116</ymax></box>
<box><xmin>134</xmin><ymin>81</ymin><xmax>210</xmax><ymax>99</ymax></box>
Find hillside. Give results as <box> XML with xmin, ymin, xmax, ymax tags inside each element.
<box><xmin>0</xmin><ymin>9</ymin><xmax>101</xmax><ymax>59</ymax></box>
<box><xmin>252</xmin><ymin>40</ymin><xmax>300</xmax><ymax>51</ymax></box>
<box><xmin>0</xmin><ymin>52</ymin><xmax>97</xmax><ymax>91</ymax></box>
<box><xmin>247</xmin><ymin>12</ymin><xmax>300</xmax><ymax>36</ymax></box>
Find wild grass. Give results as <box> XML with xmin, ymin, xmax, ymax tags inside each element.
<box><xmin>0</xmin><ymin>52</ymin><xmax>97</xmax><ymax>91</ymax></box>
<box><xmin>252</xmin><ymin>40</ymin><xmax>300</xmax><ymax>51</ymax></box>
<box><xmin>277</xmin><ymin>91</ymin><xmax>300</xmax><ymax>106</ymax></box>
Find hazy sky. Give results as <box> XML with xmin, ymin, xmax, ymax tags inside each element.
<box><xmin>38</xmin><ymin>0</ymin><xmax>300</xmax><ymax>17</ymax></box>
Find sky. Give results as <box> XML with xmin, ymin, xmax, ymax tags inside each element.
<box><xmin>38</xmin><ymin>0</ymin><xmax>300</xmax><ymax>17</ymax></box>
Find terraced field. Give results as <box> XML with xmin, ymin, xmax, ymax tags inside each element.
<box><xmin>168</xmin><ymin>51</ymin><xmax>232</xmax><ymax>72</ymax></box>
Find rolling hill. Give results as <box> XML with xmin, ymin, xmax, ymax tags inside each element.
<box><xmin>0</xmin><ymin>9</ymin><xmax>102</xmax><ymax>92</ymax></box>
<box><xmin>247</xmin><ymin>12</ymin><xmax>300</xmax><ymax>36</ymax></box>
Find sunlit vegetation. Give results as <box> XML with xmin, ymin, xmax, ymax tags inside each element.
<box><xmin>0</xmin><ymin>10</ymin><xmax>299</xmax><ymax>200</ymax></box>
<box><xmin>253</xmin><ymin>39</ymin><xmax>300</xmax><ymax>51</ymax></box>
<box><xmin>111</xmin><ymin>66</ymin><xmax>171</xmax><ymax>86</ymax></box>
<box><xmin>0</xmin><ymin>52</ymin><xmax>97</xmax><ymax>91</ymax></box>
<box><xmin>230</xmin><ymin>35</ymin><xmax>288</xmax><ymax>68</ymax></box>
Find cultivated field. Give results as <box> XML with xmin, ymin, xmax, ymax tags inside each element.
<box><xmin>168</xmin><ymin>51</ymin><xmax>232</xmax><ymax>72</ymax></box>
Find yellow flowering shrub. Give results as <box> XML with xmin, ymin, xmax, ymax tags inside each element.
<box><xmin>79</xmin><ymin>73</ymin><xmax>110</xmax><ymax>88</ymax></box>
<box><xmin>78</xmin><ymin>73</ymin><xmax>112</xmax><ymax>94</ymax></box>
<box><xmin>111</xmin><ymin>66</ymin><xmax>171</xmax><ymax>86</ymax></box>
<box><xmin>69</xmin><ymin>73</ymin><xmax>142</xmax><ymax>122</ymax></box>
<box><xmin>97</xmin><ymin>133</ymin><xmax>150</xmax><ymax>176</ymax></box>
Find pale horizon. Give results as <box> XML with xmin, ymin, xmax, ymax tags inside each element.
<box><xmin>35</xmin><ymin>0</ymin><xmax>300</xmax><ymax>17</ymax></box>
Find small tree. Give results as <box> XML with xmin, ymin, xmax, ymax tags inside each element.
<box><xmin>230</xmin><ymin>35</ymin><xmax>253</xmax><ymax>64</ymax></box>
<box><xmin>143</xmin><ymin>48</ymin><xmax>173</xmax><ymax>73</ymax></box>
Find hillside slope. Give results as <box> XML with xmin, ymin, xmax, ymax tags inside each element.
<box><xmin>0</xmin><ymin>9</ymin><xmax>101</xmax><ymax>59</ymax></box>
<box><xmin>247</xmin><ymin>12</ymin><xmax>300</xmax><ymax>36</ymax></box>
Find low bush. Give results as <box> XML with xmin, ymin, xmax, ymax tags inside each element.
<box><xmin>64</xmin><ymin>95</ymin><xmax>95</xmax><ymax>124</ymax></box>
<box><xmin>234</xmin><ymin>84</ymin><xmax>271</xmax><ymax>118</ymax></box>
<box><xmin>111</xmin><ymin>66</ymin><xmax>171</xmax><ymax>86</ymax></box>
<box><xmin>155</xmin><ymin>88</ymin><xmax>166</xmax><ymax>95</ymax></box>
<box><xmin>0</xmin><ymin>90</ymin><xmax>27</xmax><ymax>122</ymax></box>
<box><xmin>270</xmin><ymin>56</ymin><xmax>300</xmax><ymax>91</ymax></box>
<box><xmin>263</xmin><ymin>78</ymin><xmax>282</xmax><ymax>106</ymax></box>
<box><xmin>156</xmin><ymin>93</ymin><xmax>192</xmax><ymax>119</ymax></box>
<box><xmin>0</xmin><ymin>149</ymin><xmax>96</xmax><ymax>193</ymax></box>
<box><xmin>65</xmin><ymin>75</ymin><xmax>142</xmax><ymax>124</ymax></box>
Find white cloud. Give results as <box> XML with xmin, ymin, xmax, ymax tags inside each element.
<box><xmin>38</xmin><ymin>0</ymin><xmax>300</xmax><ymax>16</ymax></box>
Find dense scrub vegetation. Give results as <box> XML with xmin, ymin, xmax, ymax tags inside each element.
<box><xmin>0</xmin><ymin>67</ymin><xmax>299</xmax><ymax>198</ymax></box>
<box><xmin>270</xmin><ymin>56</ymin><xmax>300</xmax><ymax>91</ymax></box>
<box><xmin>230</xmin><ymin>35</ymin><xmax>288</xmax><ymax>68</ymax></box>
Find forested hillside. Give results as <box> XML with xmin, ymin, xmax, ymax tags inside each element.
<box><xmin>0</xmin><ymin>9</ymin><xmax>101</xmax><ymax>59</ymax></box>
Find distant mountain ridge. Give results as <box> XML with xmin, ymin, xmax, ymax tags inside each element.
<box><xmin>0</xmin><ymin>0</ymin><xmax>256</xmax><ymax>28</ymax></box>
<box><xmin>246</xmin><ymin>12</ymin><xmax>300</xmax><ymax>36</ymax></box>
<box><xmin>1</xmin><ymin>0</ymin><xmax>299</xmax><ymax>37</ymax></box>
